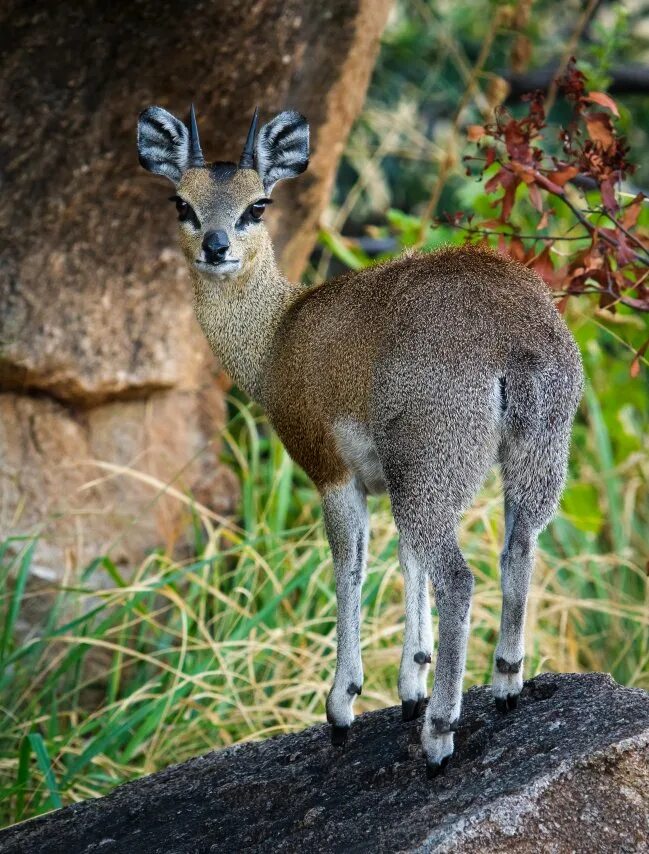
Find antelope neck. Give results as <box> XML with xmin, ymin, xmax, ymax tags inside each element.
<box><xmin>191</xmin><ymin>252</ymin><xmax>298</xmax><ymax>401</ymax></box>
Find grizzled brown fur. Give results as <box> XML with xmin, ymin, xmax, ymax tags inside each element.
<box><xmin>263</xmin><ymin>246</ymin><xmax>579</xmax><ymax>492</ymax></box>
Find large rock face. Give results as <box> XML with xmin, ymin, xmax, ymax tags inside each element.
<box><xmin>0</xmin><ymin>0</ymin><xmax>392</xmax><ymax>574</ymax></box>
<box><xmin>1</xmin><ymin>673</ymin><xmax>647</xmax><ymax>853</ymax></box>
<box><xmin>0</xmin><ymin>389</ymin><xmax>235</xmax><ymax>587</ymax></box>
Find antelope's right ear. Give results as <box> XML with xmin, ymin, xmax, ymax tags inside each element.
<box><xmin>137</xmin><ymin>106</ymin><xmax>193</xmax><ymax>184</ymax></box>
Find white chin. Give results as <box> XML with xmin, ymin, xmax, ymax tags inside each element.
<box><xmin>195</xmin><ymin>259</ymin><xmax>242</xmax><ymax>278</ymax></box>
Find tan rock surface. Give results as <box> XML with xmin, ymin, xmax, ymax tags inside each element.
<box><xmin>0</xmin><ymin>0</ymin><xmax>392</xmax><ymax>577</ymax></box>
<box><xmin>0</xmin><ymin>389</ymin><xmax>237</xmax><ymax>581</ymax></box>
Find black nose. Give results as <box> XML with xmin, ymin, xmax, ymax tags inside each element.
<box><xmin>202</xmin><ymin>229</ymin><xmax>230</xmax><ymax>264</ymax></box>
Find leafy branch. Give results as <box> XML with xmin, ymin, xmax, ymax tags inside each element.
<box><xmin>454</xmin><ymin>59</ymin><xmax>649</xmax><ymax>319</ymax></box>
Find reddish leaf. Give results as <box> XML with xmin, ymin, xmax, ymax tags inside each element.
<box><xmin>529</xmin><ymin>246</ymin><xmax>555</xmax><ymax>286</ymax></box>
<box><xmin>559</xmin><ymin>59</ymin><xmax>587</xmax><ymax>102</ymax></box>
<box><xmin>485</xmin><ymin>168</ymin><xmax>506</xmax><ymax>193</ymax></box>
<box><xmin>582</xmin><ymin>91</ymin><xmax>620</xmax><ymax>117</ymax></box>
<box><xmin>617</xmin><ymin>293</ymin><xmax>649</xmax><ymax>311</ymax></box>
<box><xmin>486</xmin><ymin>167</ymin><xmax>518</xmax><ymax>221</ymax></box>
<box><xmin>499</xmin><ymin>172</ymin><xmax>518</xmax><ymax>221</ymax></box>
<box><xmin>548</xmin><ymin>165</ymin><xmax>579</xmax><ymax>187</ymax></box>
<box><xmin>622</xmin><ymin>193</ymin><xmax>646</xmax><ymax>229</ymax></box>
<box><xmin>508</xmin><ymin>236</ymin><xmax>526</xmax><ymax>263</ymax></box>
<box><xmin>599</xmin><ymin>291</ymin><xmax>618</xmax><ymax>311</ymax></box>
<box><xmin>600</xmin><ymin>178</ymin><xmax>618</xmax><ymax>214</ymax></box>
<box><xmin>582</xmin><ymin>243</ymin><xmax>605</xmax><ymax>270</ymax></box>
<box><xmin>585</xmin><ymin>112</ymin><xmax>616</xmax><ymax>152</ymax></box>
<box><xmin>613</xmin><ymin>233</ymin><xmax>636</xmax><ymax>265</ymax></box>
<box><xmin>532</xmin><ymin>171</ymin><xmax>566</xmax><ymax>195</ymax></box>
<box><xmin>467</xmin><ymin>125</ymin><xmax>486</xmax><ymax>141</ymax></box>
<box><xmin>504</xmin><ymin>120</ymin><xmax>532</xmax><ymax>162</ymax></box>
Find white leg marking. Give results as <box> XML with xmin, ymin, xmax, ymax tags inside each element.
<box><xmin>322</xmin><ymin>479</ymin><xmax>368</xmax><ymax>731</ymax></box>
<box><xmin>398</xmin><ymin>541</ymin><xmax>433</xmax><ymax>717</ymax></box>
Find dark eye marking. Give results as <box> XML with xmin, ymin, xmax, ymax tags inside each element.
<box><xmin>168</xmin><ymin>195</ymin><xmax>200</xmax><ymax>229</ymax></box>
<box><xmin>236</xmin><ymin>197</ymin><xmax>273</xmax><ymax>229</ymax></box>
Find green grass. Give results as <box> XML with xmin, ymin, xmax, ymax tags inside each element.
<box><xmin>0</xmin><ymin>304</ymin><xmax>648</xmax><ymax>827</ymax></box>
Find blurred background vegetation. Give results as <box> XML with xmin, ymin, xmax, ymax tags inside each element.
<box><xmin>2</xmin><ymin>0</ymin><xmax>649</xmax><ymax>826</ymax></box>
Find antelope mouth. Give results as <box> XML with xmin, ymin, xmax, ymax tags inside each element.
<box><xmin>194</xmin><ymin>258</ymin><xmax>242</xmax><ymax>278</ymax></box>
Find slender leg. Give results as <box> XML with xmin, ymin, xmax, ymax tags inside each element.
<box><xmin>492</xmin><ymin>500</ymin><xmax>537</xmax><ymax>711</ymax></box>
<box><xmin>322</xmin><ymin>478</ymin><xmax>369</xmax><ymax>745</ymax></box>
<box><xmin>422</xmin><ymin>538</ymin><xmax>474</xmax><ymax>776</ymax></box>
<box><xmin>398</xmin><ymin>540</ymin><xmax>433</xmax><ymax>721</ymax></box>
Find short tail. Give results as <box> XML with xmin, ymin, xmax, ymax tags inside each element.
<box><xmin>501</xmin><ymin>344</ymin><xmax>583</xmax><ymax>438</ymax></box>
<box><xmin>498</xmin><ymin>344</ymin><xmax>583</xmax><ymax>530</ymax></box>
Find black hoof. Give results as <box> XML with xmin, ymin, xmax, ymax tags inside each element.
<box><xmin>402</xmin><ymin>698</ymin><xmax>425</xmax><ymax>722</ymax></box>
<box><xmin>507</xmin><ymin>692</ymin><xmax>519</xmax><ymax>711</ymax></box>
<box><xmin>330</xmin><ymin>725</ymin><xmax>349</xmax><ymax>747</ymax></box>
<box><xmin>495</xmin><ymin>693</ymin><xmax>520</xmax><ymax>714</ymax></box>
<box><xmin>426</xmin><ymin>754</ymin><xmax>450</xmax><ymax>779</ymax></box>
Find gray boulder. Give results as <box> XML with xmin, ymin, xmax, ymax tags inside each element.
<box><xmin>1</xmin><ymin>673</ymin><xmax>647</xmax><ymax>853</ymax></box>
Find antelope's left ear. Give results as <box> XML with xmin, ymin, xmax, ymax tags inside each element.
<box><xmin>255</xmin><ymin>111</ymin><xmax>309</xmax><ymax>194</ymax></box>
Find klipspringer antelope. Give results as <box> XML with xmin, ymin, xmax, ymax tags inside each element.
<box><xmin>137</xmin><ymin>105</ymin><xmax>583</xmax><ymax>776</ymax></box>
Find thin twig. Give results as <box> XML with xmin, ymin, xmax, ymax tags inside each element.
<box><xmin>600</xmin><ymin>209</ymin><xmax>649</xmax><ymax>265</ymax></box>
<box><xmin>443</xmin><ymin>222</ymin><xmax>591</xmax><ymax>241</ymax></box>
<box><xmin>559</xmin><ymin>194</ymin><xmax>649</xmax><ymax>266</ymax></box>
<box><xmin>415</xmin><ymin>11</ymin><xmax>504</xmax><ymax>245</ymax></box>
<box><xmin>544</xmin><ymin>0</ymin><xmax>602</xmax><ymax>114</ymax></box>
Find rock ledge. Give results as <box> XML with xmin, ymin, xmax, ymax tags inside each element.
<box><xmin>1</xmin><ymin>673</ymin><xmax>648</xmax><ymax>853</ymax></box>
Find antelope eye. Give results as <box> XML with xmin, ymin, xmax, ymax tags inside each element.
<box><xmin>249</xmin><ymin>202</ymin><xmax>266</xmax><ymax>221</ymax></box>
<box><xmin>236</xmin><ymin>198</ymin><xmax>273</xmax><ymax>229</ymax></box>
<box><xmin>168</xmin><ymin>195</ymin><xmax>195</xmax><ymax>224</ymax></box>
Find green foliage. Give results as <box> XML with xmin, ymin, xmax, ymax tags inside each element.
<box><xmin>335</xmin><ymin>0</ymin><xmax>649</xmax><ymax>229</ymax></box>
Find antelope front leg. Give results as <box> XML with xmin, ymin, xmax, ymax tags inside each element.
<box><xmin>322</xmin><ymin>479</ymin><xmax>369</xmax><ymax>746</ymax></box>
<box><xmin>399</xmin><ymin>541</ymin><xmax>433</xmax><ymax>721</ymax></box>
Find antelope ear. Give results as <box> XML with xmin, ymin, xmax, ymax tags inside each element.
<box><xmin>254</xmin><ymin>111</ymin><xmax>309</xmax><ymax>193</ymax></box>
<box><xmin>137</xmin><ymin>106</ymin><xmax>192</xmax><ymax>184</ymax></box>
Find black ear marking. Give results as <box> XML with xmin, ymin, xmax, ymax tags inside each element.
<box><xmin>137</xmin><ymin>106</ymin><xmax>194</xmax><ymax>184</ymax></box>
<box><xmin>254</xmin><ymin>111</ymin><xmax>309</xmax><ymax>193</ymax></box>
